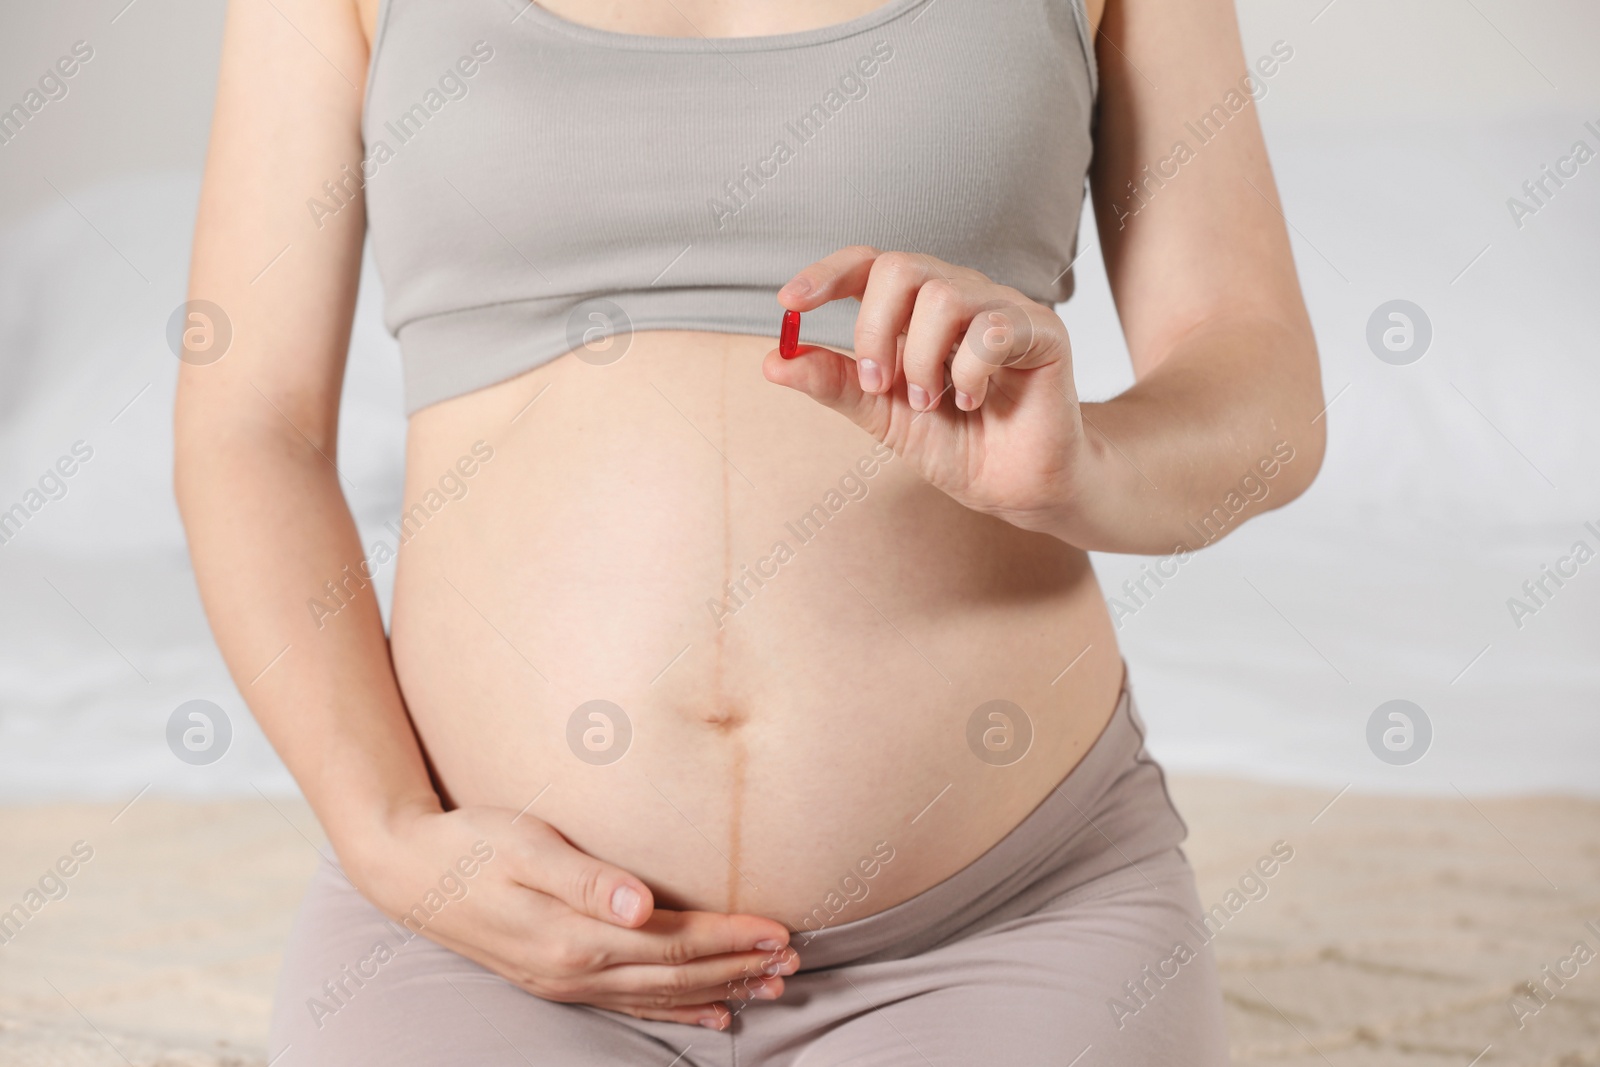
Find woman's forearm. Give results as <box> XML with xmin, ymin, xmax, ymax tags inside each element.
<box><xmin>1050</xmin><ymin>315</ymin><xmax>1326</xmax><ymax>555</ymax></box>
<box><xmin>175</xmin><ymin>420</ymin><xmax>441</xmax><ymax>871</ymax></box>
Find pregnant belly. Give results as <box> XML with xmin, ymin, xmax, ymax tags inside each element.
<box><xmin>389</xmin><ymin>330</ymin><xmax>1124</xmax><ymax>927</ymax></box>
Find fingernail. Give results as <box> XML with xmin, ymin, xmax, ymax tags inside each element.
<box><xmin>858</xmin><ymin>358</ymin><xmax>883</xmax><ymax>393</ymax></box>
<box><xmin>610</xmin><ymin>885</ymin><xmax>641</xmax><ymax>923</ymax></box>
<box><xmin>955</xmin><ymin>390</ymin><xmax>974</xmax><ymax>410</ymax></box>
<box><xmin>699</xmin><ymin>1013</ymin><xmax>726</xmax><ymax>1029</ymax></box>
<box><xmin>907</xmin><ymin>384</ymin><xmax>929</xmax><ymax>410</ymax></box>
<box><xmin>779</xmin><ymin>277</ymin><xmax>812</xmax><ymax>301</ymax></box>
<box><xmin>755</xmin><ymin>939</ymin><xmax>784</xmax><ymax>951</ymax></box>
<box><xmin>752</xmin><ymin>981</ymin><xmax>781</xmax><ymax>1000</ymax></box>
<box><xmin>762</xmin><ymin>948</ymin><xmax>799</xmax><ymax>976</ymax></box>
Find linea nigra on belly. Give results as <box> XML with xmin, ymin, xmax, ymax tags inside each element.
<box><xmin>716</xmin><ymin>352</ymin><xmax>748</xmax><ymax>913</ymax></box>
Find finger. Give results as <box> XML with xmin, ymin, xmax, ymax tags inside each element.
<box><xmin>902</xmin><ymin>276</ymin><xmax>985</xmax><ymax>412</ymax></box>
<box><xmin>853</xmin><ymin>332</ymin><xmax>906</xmax><ymax>396</ymax></box>
<box><xmin>598</xmin><ymin>972</ymin><xmax>789</xmax><ymax>1012</ymax></box>
<box><xmin>702</xmin><ymin>974</ymin><xmax>788</xmax><ymax>1008</ymax></box>
<box><xmin>606</xmin><ymin>999</ymin><xmax>733</xmax><ymax>1030</ymax></box>
<box><xmin>949</xmin><ymin>301</ymin><xmax>1068</xmax><ymax>409</ymax></box>
<box><xmin>777</xmin><ymin>245</ymin><xmax>880</xmax><ymax>312</ymax></box>
<box><xmin>425</xmin><ymin>918</ymin><xmax>789</xmax><ymax>1013</ymax></box>
<box><xmin>588</xmin><ymin>945</ymin><xmax>799</xmax><ymax>999</ymax></box>
<box><xmin>514</xmin><ymin>821</ymin><xmax>655</xmax><ymax>928</ymax></box>
<box><xmin>588</xmin><ymin>907</ymin><xmax>794</xmax><ymax>967</ymax></box>
<box><xmin>853</xmin><ymin>250</ymin><xmax>942</xmax><ymax>384</ymax></box>
<box><xmin>762</xmin><ymin>345</ymin><xmax>893</xmax><ymax>441</ymax></box>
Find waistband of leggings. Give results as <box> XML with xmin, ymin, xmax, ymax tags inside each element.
<box><xmin>791</xmin><ymin>667</ymin><xmax>1188</xmax><ymax>971</ymax></box>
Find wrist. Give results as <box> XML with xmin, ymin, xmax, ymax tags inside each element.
<box><xmin>327</xmin><ymin>788</ymin><xmax>444</xmax><ymax>890</ymax></box>
<box><xmin>1036</xmin><ymin>414</ymin><xmax>1119</xmax><ymax>549</ymax></box>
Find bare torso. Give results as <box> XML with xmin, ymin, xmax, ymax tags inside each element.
<box><xmin>378</xmin><ymin>0</ymin><xmax>1120</xmax><ymax>931</ymax></box>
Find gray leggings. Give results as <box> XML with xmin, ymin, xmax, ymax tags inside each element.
<box><xmin>268</xmin><ymin>684</ymin><xmax>1230</xmax><ymax>1065</ymax></box>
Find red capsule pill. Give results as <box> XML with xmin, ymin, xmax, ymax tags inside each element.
<box><xmin>779</xmin><ymin>309</ymin><xmax>801</xmax><ymax>359</ymax></box>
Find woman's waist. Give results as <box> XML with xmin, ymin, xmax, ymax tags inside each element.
<box><xmin>390</xmin><ymin>635</ymin><xmax>1129</xmax><ymax>923</ymax></box>
<box><xmin>387</xmin><ymin>576</ymin><xmax>1126</xmax><ymax>921</ymax></box>
<box><xmin>388</xmin><ymin>332</ymin><xmax>1127</xmax><ymax>919</ymax></box>
<box><xmin>388</xmin><ymin>522</ymin><xmax>1120</xmax><ymax>796</ymax></box>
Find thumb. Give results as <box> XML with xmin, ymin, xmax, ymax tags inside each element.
<box><xmin>762</xmin><ymin>345</ymin><xmax>893</xmax><ymax>440</ymax></box>
<box><xmin>522</xmin><ymin>822</ymin><xmax>655</xmax><ymax>928</ymax></box>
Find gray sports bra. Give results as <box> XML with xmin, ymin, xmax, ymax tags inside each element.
<box><xmin>359</xmin><ymin>0</ymin><xmax>1098</xmax><ymax>413</ymax></box>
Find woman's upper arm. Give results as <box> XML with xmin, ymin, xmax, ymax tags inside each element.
<box><xmin>1086</xmin><ymin>0</ymin><xmax>1315</xmax><ymax>378</ymax></box>
<box><xmin>178</xmin><ymin>0</ymin><xmax>374</xmax><ymax>453</ymax></box>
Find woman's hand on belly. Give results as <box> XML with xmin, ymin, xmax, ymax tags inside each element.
<box><xmin>765</xmin><ymin>246</ymin><xmax>1091</xmax><ymax>539</ymax></box>
<box><xmin>345</xmin><ymin>801</ymin><xmax>799</xmax><ymax>1029</ymax></box>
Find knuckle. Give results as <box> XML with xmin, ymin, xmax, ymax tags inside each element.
<box><xmin>543</xmin><ymin>935</ymin><xmax>596</xmax><ymax>976</ymax></box>
<box><xmin>649</xmin><ymin>969</ymin><xmax>685</xmax><ymax>998</ymax></box>
<box><xmin>659</xmin><ymin>938</ymin><xmax>697</xmax><ymax>967</ymax></box>
<box><xmin>873</xmin><ymin>250</ymin><xmax>919</xmax><ymax>282</ymax></box>
<box><xmin>514</xmin><ymin>817</ymin><xmax>557</xmax><ymax>852</ymax></box>
<box><xmin>509</xmin><ymin>851</ymin><xmax>548</xmax><ymax>891</ymax></box>
<box><xmin>566</xmin><ymin>863</ymin><xmax>606</xmax><ymax>914</ymax></box>
<box><xmin>918</xmin><ymin>278</ymin><xmax>961</xmax><ymax>312</ymax></box>
<box><xmin>663</xmin><ymin>968</ymin><xmax>700</xmax><ymax>995</ymax></box>
<box><xmin>951</xmin><ymin>362</ymin><xmax>985</xmax><ymax>391</ymax></box>
<box><xmin>854</xmin><ymin>318</ymin><xmax>896</xmax><ymax>355</ymax></box>
<box><xmin>1042</xmin><ymin>306</ymin><xmax>1068</xmax><ymax>339</ymax></box>
<box><xmin>901</xmin><ymin>344</ymin><xmax>939</xmax><ymax>377</ymax></box>
<box><xmin>512</xmin><ymin>833</ymin><xmax>559</xmax><ymax>882</ymax></box>
<box><xmin>726</xmin><ymin>973</ymin><xmax>761</xmax><ymax>1000</ymax></box>
<box><xmin>982</xmin><ymin>301</ymin><xmax>1023</xmax><ymax>329</ymax></box>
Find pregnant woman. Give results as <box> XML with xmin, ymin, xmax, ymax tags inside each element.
<box><xmin>176</xmin><ymin>0</ymin><xmax>1324</xmax><ymax>1062</ymax></box>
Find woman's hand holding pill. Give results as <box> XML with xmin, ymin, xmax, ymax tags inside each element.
<box><xmin>766</xmin><ymin>246</ymin><xmax>1095</xmax><ymax>538</ymax></box>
